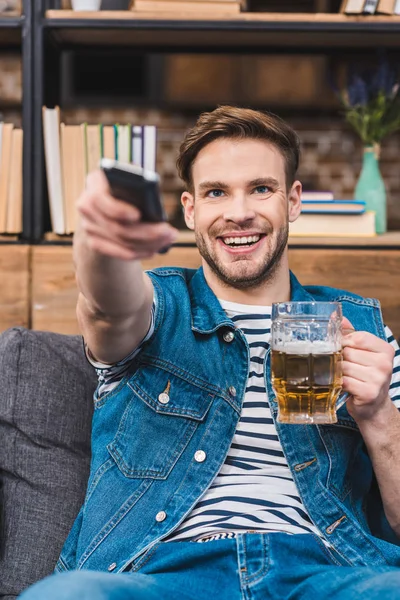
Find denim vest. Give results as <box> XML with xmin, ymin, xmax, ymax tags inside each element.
<box><xmin>57</xmin><ymin>268</ymin><xmax>400</xmax><ymax>574</ymax></box>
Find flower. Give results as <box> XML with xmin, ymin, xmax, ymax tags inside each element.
<box><xmin>335</xmin><ymin>56</ymin><xmax>400</xmax><ymax>146</ymax></box>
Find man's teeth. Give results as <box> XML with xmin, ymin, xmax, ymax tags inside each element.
<box><xmin>223</xmin><ymin>235</ymin><xmax>261</xmax><ymax>246</ymax></box>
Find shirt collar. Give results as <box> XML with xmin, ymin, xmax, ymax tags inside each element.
<box><xmin>188</xmin><ymin>267</ymin><xmax>315</xmax><ymax>334</ymax></box>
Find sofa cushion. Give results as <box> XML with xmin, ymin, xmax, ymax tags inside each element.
<box><xmin>0</xmin><ymin>327</ymin><xmax>97</xmax><ymax>599</ymax></box>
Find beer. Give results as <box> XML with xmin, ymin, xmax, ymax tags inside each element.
<box><xmin>271</xmin><ymin>346</ymin><xmax>343</xmax><ymax>424</ymax></box>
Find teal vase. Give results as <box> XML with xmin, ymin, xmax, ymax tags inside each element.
<box><xmin>354</xmin><ymin>145</ymin><xmax>387</xmax><ymax>234</ymax></box>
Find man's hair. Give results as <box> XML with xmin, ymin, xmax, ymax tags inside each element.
<box><xmin>177</xmin><ymin>105</ymin><xmax>301</xmax><ymax>193</ymax></box>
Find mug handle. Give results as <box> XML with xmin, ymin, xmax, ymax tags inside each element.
<box><xmin>336</xmin><ymin>391</ymin><xmax>350</xmax><ymax>411</ymax></box>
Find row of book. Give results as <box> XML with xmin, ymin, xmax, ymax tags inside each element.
<box><xmin>341</xmin><ymin>0</ymin><xmax>400</xmax><ymax>15</ymax></box>
<box><xmin>43</xmin><ymin>107</ymin><xmax>157</xmax><ymax>235</ymax></box>
<box><xmin>0</xmin><ymin>123</ymin><xmax>23</xmax><ymax>234</ymax></box>
<box><xmin>292</xmin><ymin>191</ymin><xmax>375</xmax><ymax>236</ymax></box>
<box><xmin>130</xmin><ymin>0</ymin><xmax>246</xmax><ymax>15</ymax></box>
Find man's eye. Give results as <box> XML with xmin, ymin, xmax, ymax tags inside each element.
<box><xmin>254</xmin><ymin>185</ymin><xmax>270</xmax><ymax>194</ymax></box>
<box><xmin>208</xmin><ymin>189</ymin><xmax>224</xmax><ymax>198</ymax></box>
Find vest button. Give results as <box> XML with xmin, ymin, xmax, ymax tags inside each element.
<box><xmin>108</xmin><ymin>562</ymin><xmax>117</xmax><ymax>572</ymax></box>
<box><xmin>228</xmin><ymin>386</ymin><xmax>237</xmax><ymax>397</ymax></box>
<box><xmin>194</xmin><ymin>450</ymin><xmax>206</xmax><ymax>463</ymax></box>
<box><xmin>223</xmin><ymin>331</ymin><xmax>235</xmax><ymax>343</ymax></box>
<box><xmin>158</xmin><ymin>393</ymin><xmax>170</xmax><ymax>405</ymax></box>
<box><xmin>156</xmin><ymin>510</ymin><xmax>167</xmax><ymax>522</ymax></box>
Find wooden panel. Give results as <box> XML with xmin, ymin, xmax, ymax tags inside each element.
<box><xmin>31</xmin><ymin>246</ymin><xmax>202</xmax><ymax>335</ymax></box>
<box><xmin>164</xmin><ymin>55</ymin><xmax>237</xmax><ymax>105</ymax></box>
<box><xmin>142</xmin><ymin>246</ymin><xmax>201</xmax><ymax>270</ymax></box>
<box><xmin>289</xmin><ymin>249</ymin><xmax>400</xmax><ymax>339</ymax></box>
<box><xmin>32</xmin><ymin>246</ymin><xmax>79</xmax><ymax>335</ymax></box>
<box><xmin>31</xmin><ymin>245</ymin><xmax>400</xmax><ymax>340</ymax></box>
<box><xmin>0</xmin><ymin>245</ymin><xmax>29</xmax><ymax>331</ymax></box>
<box><xmin>240</xmin><ymin>55</ymin><xmax>332</xmax><ymax>107</ymax></box>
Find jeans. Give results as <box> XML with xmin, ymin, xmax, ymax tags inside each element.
<box><xmin>19</xmin><ymin>532</ymin><xmax>400</xmax><ymax>600</ymax></box>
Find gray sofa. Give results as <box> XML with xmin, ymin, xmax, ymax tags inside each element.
<box><xmin>0</xmin><ymin>327</ymin><xmax>97</xmax><ymax>599</ymax></box>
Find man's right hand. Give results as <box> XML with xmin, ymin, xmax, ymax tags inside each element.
<box><xmin>76</xmin><ymin>170</ymin><xmax>179</xmax><ymax>261</ymax></box>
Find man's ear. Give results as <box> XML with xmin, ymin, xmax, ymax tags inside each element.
<box><xmin>288</xmin><ymin>180</ymin><xmax>302</xmax><ymax>223</ymax></box>
<box><xmin>181</xmin><ymin>191</ymin><xmax>195</xmax><ymax>230</ymax></box>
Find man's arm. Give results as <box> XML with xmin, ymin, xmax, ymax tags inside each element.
<box><xmin>342</xmin><ymin>320</ymin><xmax>400</xmax><ymax>537</ymax></box>
<box><xmin>74</xmin><ymin>171</ymin><xmax>178</xmax><ymax>365</ymax></box>
<box><xmin>356</xmin><ymin>400</ymin><xmax>400</xmax><ymax>538</ymax></box>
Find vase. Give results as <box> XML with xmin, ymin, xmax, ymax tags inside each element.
<box><xmin>354</xmin><ymin>144</ymin><xmax>387</xmax><ymax>234</ymax></box>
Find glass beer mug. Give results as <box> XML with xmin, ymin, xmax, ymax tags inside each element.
<box><xmin>271</xmin><ymin>301</ymin><xmax>348</xmax><ymax>425</ymax></box>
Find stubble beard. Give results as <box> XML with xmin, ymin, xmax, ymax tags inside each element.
<box><xmin>195</xmin><ymin>223</ymin><xmax>289</xmax><ymax>290</ymax></box>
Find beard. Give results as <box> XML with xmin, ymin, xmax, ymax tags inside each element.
<box><xmin>195</xmin><ymin>221</ymin><xmax>289</xmax><ymax>291</ymax></box>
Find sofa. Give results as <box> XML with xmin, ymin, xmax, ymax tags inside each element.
<box><xmin>0</xmin><ymin>327</ymin><xmax>97</xmax><ymax>599</ymax></box>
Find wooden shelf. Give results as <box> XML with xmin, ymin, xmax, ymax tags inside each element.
<box><xmin>43</xmin><ymin>11</ymin><xmax>400</xmax><ymax>49</ymax></box>
<box><xmin>0</xmin><ymin>15</ymin><xmax>22</xmax><ymax>45</ymax></box>
<box><xmin>43</xmin><ymin>230</ymin><xmax>400</xmax><ymax>249</ymax></box>
<box><xmin>45</xmin><ymin>11</ymin><xmax>400</xmax><ymax>23</ymax></box>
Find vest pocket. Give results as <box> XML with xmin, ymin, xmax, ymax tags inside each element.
<box><xmin>107</xmin><ymin>365</ymin><xmax>214</xmax><ymax>479</ymax></box>
<box><xmin>320</xmin><ymin>424</ymin><xmax>364</xmax><ymax>501</ymax></box>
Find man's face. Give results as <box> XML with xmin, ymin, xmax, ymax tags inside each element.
<box><xmin>181</xmin><ymin>138</ymin><xmax>302</xmax><ymax>290</ymax></box>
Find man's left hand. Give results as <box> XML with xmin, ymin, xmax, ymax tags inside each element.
<box><xmin>341</xmin><ymin>317</ymin><xmax>395</xmax><ymax>423</ymax></box>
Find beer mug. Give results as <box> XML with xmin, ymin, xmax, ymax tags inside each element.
<box><xmin>271</xmin><ymin>301</ymin><xmax>348</xmax><ymax>425</ymax></box>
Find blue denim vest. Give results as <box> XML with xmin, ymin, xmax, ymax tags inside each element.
<box><xmin>57</xmin><ymin>268</ymin><xmax>400</xmax><ymax>574</ymax></box>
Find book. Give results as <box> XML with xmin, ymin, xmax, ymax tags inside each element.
<box><xmin>132</xmin><ymin>0</ymin><xmax>241</xmax><ymax>12</ymax></box>
<box><xmin>60</xmin><ymin>124</ymin><xmax>86</xmax><ymax>234</ymax></box>
<box><xmin>340</xmin><ymin>0</ymin><xmax>366</xmax><ymax>13</ymax></box>
<box><xmin>301</xmin><ymin>191</ymin><xmax>334</xmax><ymax>201</ymax></box>
<box><xmin>131</xmin><ymin>125</ymin><xmax>143</xmax><ymax>167</ymax></box>
<box><xmin>143</xmin><ymin>125</ymin><xmax>157</xmax><ymax>172</ymax></box>
<box><xmin>363</xmin><ymin>0</ymin><xmax>379</xmax><ymax>11</ymax></box>
<box><xmin>43</xmin><ymin>107</ymin><xmax>66</xmax><ymax>234</ymax></box>
<box><xmin>376</xmin><ymin>0</ymin><xmax>395</xmax><ymax>12</ymax></box>
<box><xmin>301</xmin><ymin>200</ymin><xmax>366</xmax><ymax>214</ymax></box>
<box><xmin>42</xmin><ymin>110</ymin><xmax>158</xmax><ymax>234</ymax></box>
<box><xmin>117</xmin><ymin>124</ymin><xmax>131</xmax><ymax>164</ymax></box>
<box><xmin>289</xmin><ymin>211</ymin><xmax>376</xmax><ymax>237</ymax></box>
<box><xmin>0</xmin><ymin>123</ymin><xmax>13</xmax><ymax>233</ymax></box>
<box><xmin>6</xmin><ymin>128</ymin><xmax>23</xmax><ymax>234</ymax></box>
<box><xmin>86</xmin><ymin>124</ymin><xmax>102</xmax><ymax>173</ymax></box>
<box><xmin>102</xmin><ymin>125</ymin><xmax>116</xmax><ymax>160</ymax></box>
<box><xmin>114</xmin><ymin>124</ymin><xmax>119</xmax><ymax>160</ymax></box>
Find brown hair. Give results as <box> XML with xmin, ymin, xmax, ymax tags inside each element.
<box><xmin>177</xmin><ymin>105</ymin><xmax>300</xmax><ymax>193</ymax></box>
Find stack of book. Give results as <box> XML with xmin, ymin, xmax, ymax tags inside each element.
<box><xmin>43</xmin><ymin>106</ymin><xmax>157</xmax><ymax>235</ymax></box>
<box><xmin>340</xmin><ymin>0</ymin><xmax>400</xmax><ymax>14</ymax></box>
<box><xmin>290</xmin><ymin>191</ymin><xmax>376</xmax><ymax>236</ymax></box>
<box><xmin>130</xmin><ymin>0</ymin><xmax>246</xmax><ymax>15</ymax></box>
<box><xmin>0</xmin><ymin>123</ymin><xmax>23</xmax><ymax>234</ymax></box>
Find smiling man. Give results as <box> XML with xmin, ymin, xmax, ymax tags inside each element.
<box><xmin>20</xmin><ymin>106</ymin><xmax>400</xmax><ymax>600</ymax></box>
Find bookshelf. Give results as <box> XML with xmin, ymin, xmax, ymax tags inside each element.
<box><xmin>0</xmin><ymin>0</ymin><xmax>33</xmax><ymax>243</ymax></box>
<box><xmin>31</xmin><ymin>4</ymin><xmax>400</xmax><ymax>242</ymax></box>
<box><xmin>43</xmin><ymin>11</ymin><xmax>400</xmax><ymax>48</ymax></box>
<box><xmin>0</xmin><ymin>15</ymin><xmax>23</xmax><ymax>47</ymax></box>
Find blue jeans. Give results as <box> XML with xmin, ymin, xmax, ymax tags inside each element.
<box><xmin>19</xmin><ymin>533</ymin><xmax>400</xmax><ymax>600</ymax></box>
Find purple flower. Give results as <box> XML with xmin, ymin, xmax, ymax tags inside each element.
<box><xmin>347</xmin><ymin>72</ymin><xmax>368</xmax><ymax>107</ymax></box>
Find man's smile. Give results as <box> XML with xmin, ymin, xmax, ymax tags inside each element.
<box><xmin>217</xmin><ymin>232</ymin><xmax>266</xmax><ymax>254</ymax></box>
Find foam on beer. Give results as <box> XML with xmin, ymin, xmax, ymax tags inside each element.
<box><xmin>273</xmin><ymin>340</ymin><xmax>341</xmax><ymax>354</ymax></box>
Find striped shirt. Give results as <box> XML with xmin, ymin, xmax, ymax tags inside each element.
<box><xmin>88</xmin><ymin>300</ymin><xmax>400</xmax><ymax>544</ymax></box>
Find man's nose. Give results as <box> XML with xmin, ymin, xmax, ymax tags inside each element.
<box><xmin>223</xmin><ymin>194</ymin><xmax>256</xmax><ymax>223</ymax></box>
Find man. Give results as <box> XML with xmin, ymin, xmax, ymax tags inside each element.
<box><xmin>21</xmin><ymin>106</ymin><xmax>400</xmax><ymax>599</ymax></box>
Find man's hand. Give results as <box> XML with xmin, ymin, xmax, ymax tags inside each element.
<box><xmin>341</xmin><ymin>316</ymin><xmax>395</xmax><ymax>423</ymax></box>
<box><xmin>77</xmin><ymin>170</ymin><xmax>178</xmax><ymax>261</ymax></box>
